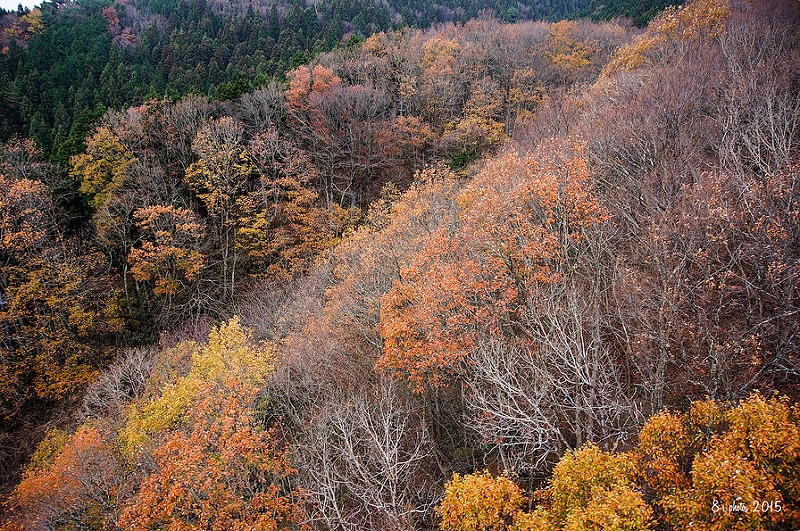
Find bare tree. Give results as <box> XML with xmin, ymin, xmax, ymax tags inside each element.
<box><xmin>235</xmin><ymin>82</ymin><xmax>287</xmax><ymax>137</ymax></box>
<box><xmin>295</xmin><ymin>380</ymin><xmax>439</xmax><ymax>531</ymax></box>
<box><xmin>716</xmin><ymin>8</ymin><xmax>800</xmax><ymax>179</ymax></box>
<box><xmin>81</xmin><ymin>347</ymin><xmax>157</xmax><ymax>420</ymax></box>
<box><xmin>466</xmin><ymin>283</ymin><xmax>641</xmax><ymax>475</ymax></box>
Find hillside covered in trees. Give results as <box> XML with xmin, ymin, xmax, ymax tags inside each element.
<box><xmin>0</xmin><ymin>11</ymin><xmax>631</xmax><ymax>432</ymax></box>
<box><xmin>0</xmin><ymin>0</ymin><xmax>675</xmax><ymax>165</ymax></box>
<box><xmin>2</xmin><ymin>0</ymin><xmax>800</xmax><ymax>529</ymax></box>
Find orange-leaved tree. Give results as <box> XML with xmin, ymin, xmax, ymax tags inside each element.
<box><xmin>118</xmin><ymin>316</ymin><xmax>307</xmax><ymax>531</ymax></box>
<box><xmin>378</xmin><ymin>139</ymin><xmax>608</xmax><ymax>390</ymax></box>
<box><xmin>119</xmin><ymin>380</ymin><xmax>306</xmax><ymax>531</ymax></box>
<box><xmin>2</xmin><ymin>425</ymin><xmax>128</xmax><ymax>531</ymax></box>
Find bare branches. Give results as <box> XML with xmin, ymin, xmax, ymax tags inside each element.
<box><xmin>467</xmin><ymin>285</ymin><xmax>641</xmax><ymax>475</ymax></box>
<box><xmin>81</xmin><ymin>347</ymin><xmax>157</xmax><ymax>420</ymax></box>
<box><xmin>296</xmin><ymin>380</ymin><xmax>439</xmax><ymax>531</ymax></box>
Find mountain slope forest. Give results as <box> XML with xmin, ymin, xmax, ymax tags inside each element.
<box><xmin>1</xmin><ymin>0</ymin><xmax>800</xmax><ymax>529</ymax></box>
<box><xmin>0</xmin><ymin>0</ymin><xmax>676</xmax><ymax>166</ymax></box>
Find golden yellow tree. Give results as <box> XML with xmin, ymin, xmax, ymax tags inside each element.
<box><xmin>118</xmin><ymin>317</ymin><xmax>305</xmax><ymax>531</ymax></box>
<box><xmin>69</xmin><ymin>126</ymin><xmax>135</xmax><ymax>209</ymax></box>
<box><xmin>638</xmin><ymin>395</ymin><xmax>800</xmax><ymax>531</ymax></box>
<box><xmin>1</xmin><ymin>167</ymin><xmax>122</xmax><ymax>423</ymax></box>
<box><xmin>438</xmin><ymin>471</ymin><xmax>526</xmax><ymax>531</ymax></box>
<box><xmin>185</xmin><ymin>117</ymin><xmax>254</xmax><ymax>299</ymax></box>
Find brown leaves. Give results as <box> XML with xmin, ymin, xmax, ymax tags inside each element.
<box><xmin>129</xmin><ymin>205</ymin><xmax>205</xmax><ymax>296</ymax></box>
<box><xmin>120</xmin><ymin>380</ymin><xmax>305</xmax><ymax>531</ymax></box>
<box><xmin>635</xmin><ymin>166</ymin><xmax>800</xmax><ymax>402</ymax></box>
<box><xmin>378</xmin><ymin>140</ymin><xmax>609</xmax><ymax>390</ymax></box>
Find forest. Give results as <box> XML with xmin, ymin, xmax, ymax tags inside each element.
<box><xmin>1</xmin><ymin>0</ymin><xmax>799</xmax><ymax>529</ymax></box>
<box><xmin>0</xmin><ymin>0</ymin><xmax>675</xmax><ymax>165</ymax></box>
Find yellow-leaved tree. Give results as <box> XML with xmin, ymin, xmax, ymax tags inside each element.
<box><xmin>184</xmin><ymin>117</ymin><xmax>254</xmax><ymax>299</ymax></box>
<box><xmin>602</xmin><ymin>0</ymin><xmax>731</xmax><ymax>76</ymax></box>
<box><xmin>118</xmin><ymin>316</ymin><xmax>306</xmax><ymax>531</ymax></box>
<box><xmin>69</xmin><ymin>126</ymin><xmax>135</xmax><ymax>209</ymax></box>
<box><xmin>638</xmin><ymin>394</ymin><xmax>800</xmax><ymax>531</ymax></box>
<box><xmin>526</xmin><ymin>444</ymin><xmax>653</xmax><ymax>531</ymax></box>
<box><xmin>438</xmin><ymin>471</ymin><xmax>526</xmax><ymax>531</ymax></box>
<box><xmin>118</xmin><ymin>316</ymin><xmax>273</xmax><ymax>458</ymax></box>
<box><xmin>436</xmin><ymin>394</ymin><xmax>799</xmax><ymax>531</ymax></box>
<box><xmin>4</xmin><ymin>317</ymin><xmax>305</xmax><ymax>531</ymax></box>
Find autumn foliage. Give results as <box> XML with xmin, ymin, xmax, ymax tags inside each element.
<box><xmin>129</xmin><ymin>205</ymin><xmax>205</xmax><ymax>296</ymax></box>
<box><xmin>438</xmin><ymin>394</ymin><xmax>799</xmax><ymax>531</ymax></box>
<box><xmin>2</xmin><ymin>318</ymin><xmax>306</xmax><ymax>531</ymax></box>
<box><xmin>438</xmin><ymin>471</ymin><xmax>525</xmax><ymax>531</ymax></box>
<box><xmin>4</xmin><ymin>425</ymin><xmax>127</xmax><ymax>531</ymax></box>
<box><xmin>3</xmin><ymin>0</ymin><xmax>800</xmax><ymax>529</ymax></box>
<box><xmin>378</xmin><ymin>140</ymin><xmax>609</xmax><ymax>392</ymax></box>
<box><xmin>635</xmin><ymin>395</ymin><xmax>800</xmax><ymax>530</ymax></box>
<box><xmin>119</xmin><ymin>380</ymin><xmax>305</xmax><ymax>531</ymax></box>
<box><xmin>1</xmin><ymin>140</ymin><xmax>122</xmax><ymax>424</ymax></box>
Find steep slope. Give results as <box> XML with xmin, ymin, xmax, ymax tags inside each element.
<box><xmin>0</xmin><ymin>15</ymin><xmax>628</xmax><ymax>495</ymax></box>
<box><xmin>2</xmin><ymin>0</ymin><xmax>799</xmax><ymax>529</ymax></box>
<box><xmin>0</xmin><ymin>0</ymin><xmax>675</xmax><ymax>160</ymax></box>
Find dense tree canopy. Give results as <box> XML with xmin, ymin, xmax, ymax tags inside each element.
<box><xmin>0</xmin><ymin>0</ymin><xmax>674</xmax><ymax>162</ymax></box>
<box><xmin>2</xmin><ymin>1</ymin><xmax>799</xmax><ymax>530</ymax></box>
